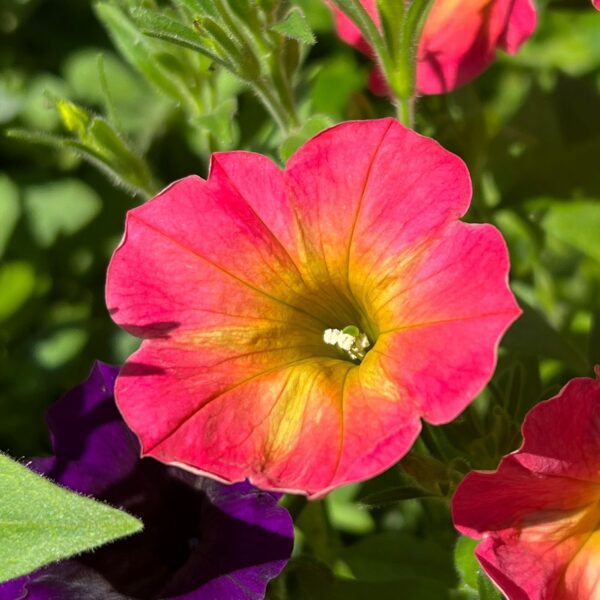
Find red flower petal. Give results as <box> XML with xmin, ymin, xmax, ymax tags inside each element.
<box><xmin>452</xmin><ymin>376</ymin><xmax>600</xmax><ymax>599</ymax></box>
<box><xmin>107</xmin><ymin>119</ymin><xmax>520</xmax><ymax>497</ymax></box>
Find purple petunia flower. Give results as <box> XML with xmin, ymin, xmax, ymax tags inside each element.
<box><xmin>0</xmin><ymin>362</ymin><xmax>294</xmax><ymax>600</ymax></box>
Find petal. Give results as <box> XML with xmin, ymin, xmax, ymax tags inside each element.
<box><xmin>475</xmin><ymin>503</ymin><xmax>600</xmax><ymax>600</ymax></box>
<box><xmin>32</xmin><ymin>362</ymin><xmax>139</xmax><ymax>496</ymax></box>
<box><xmin>106</xmin><ymin>173</ymin><xmax>319</xmax><ymax>337</ymax></box>
<box><xmin>514</xmin><ymin>377</ymin><xmax>600</xmax><ymax>482</ymax></box>
<box><xmin>367</xmin><ymin>222</ymin><xmax>520</xmax><ymax>423</ymax></box>
<box><xmin>330</xmin><ymin>0</ymin><xmax>378</xmax><ymax>55</ymax></box>
<box><xmin>286</xmin><ymin>119</ymin><xmax>471</xmax><ymax>297</ymax></box>
<box><xmin>417</xmin><ymin>0</ymin><xmax>537</xmax><ymax>94</ymax></box>
<box><xmin>161</xmin><ymin>480</ymin><xmax>294</xmax><ymax>599</ymax></box>
<box><xmin>497</xmin><ymin>0</ymin><xmax>537</xmax><ymax>54</ymax></box>
<box><xmin>453</xmin><ymin>462</ymin><xmax>600</xmax><ymax>540</ymax></box>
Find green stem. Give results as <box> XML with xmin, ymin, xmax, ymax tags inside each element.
<box><xmin>380</xmin><ymin>0</ymin><xmax>435</xmax><ymax>128</ymax></box>
<box><xmin>211</xmin><ymin>0</ymin><xmax>299</xmax><ymax>134</ymax></box>
<box><xmin>253</xmin><ymin>79</ymin><xmax>298</xmax><ymax>133</ymax></box>
<box><xmin>332</xmin><ymin>0</ymin><xmax>396</xmax><ymax>87</ymax></box>
<box><xmin>395</xmin><ymin>95</ymin><xmax>413</xmax><ymax>127</ymax></box>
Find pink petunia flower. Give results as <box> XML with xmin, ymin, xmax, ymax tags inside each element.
<box><xmin>106</xmin><ymin>118</ymin><xmax>520</xmax><ymax>498</ymax></box>
<box><xmin>452</xmin><ymin>373</ymin><xmax>600</xmax><ymax>599</ymax></box>
<box><xmin>594</xmin><ymin>0</ymin><xmax>600</xmax><ymax>10</ymax></box>
<box><xmin>332</xmin><ymin>0</ymin><xmax>537</xmax><ymax>95</ymax></box>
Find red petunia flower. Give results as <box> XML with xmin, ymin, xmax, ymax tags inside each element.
<box><xmin>452</xmin><ymin>373</ymin><xmax>600</xmax><ymax>599</ymax></box>
<box><xmin>332</xmin><ymin>0</ymin><xmax>537</xmax><ymax>95</ymax></box>
<box><xmin>106</xmin><ymin>118</ymin><xmax>520</xmax><ymax>498</ymax></box>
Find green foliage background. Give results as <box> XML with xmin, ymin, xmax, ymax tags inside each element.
<box><xmin>1</xmin><ymin>0</ymin><xmax>599</xmax><ymax>597</ymax></box>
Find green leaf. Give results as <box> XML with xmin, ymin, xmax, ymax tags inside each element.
<box><xmin>194</xmin><ymin>97</ymin><xmax>238</xmax><ymax>146</ymax></box>
<box><xmin>295</xmin><ymin>555</ymin><xmax>450</xmax><ymax>600</ymax></box>
<box><xmin>309</xmin><ymin>55</ymin><xmax>367</xmax><ymax>119</ymax></box>
<box><xmin>279</xmin><ymin>114</ymin><xmax>333</xmax><ymax>162</ymax></box>
<box><xmin>130</xmin><ymin>8</ymin><xmax>232</xmax><ymax>70</ymax></box>
<box><xmin>20</xmin><ymin>74</ymin><xmax>69</xmax><ymax>131</ymax></box>
<box><xmin>0</xmin><ymin>262</ymin><xmax>36</xmax><ymax>322</ymax></box>
<box><xmin>341</xmin><ymin>532</ymin><xmax>457</xmax><ymax>586</ymax></box>
<box><xmin>0</xmin><ymin>70</ymin><xmax>24</xmax><ymax>124</ymax></box>
<box><xmin>271</xmin><ymin>8</ymin><xmax>315</xmax><ymax>45</ymax></box>
<box><xmin>454</xmin><ymin>536</ymin><xmax>479</xmax><ymax>591</ymax></box>
<box><xmin>0</xmin><ymin>174</ymin><xmax>20</xmax><ymax>257</ymax></box>
<box><xmin>478</xmin><ymin>570</ymin><xmax>503</xmax><ymax>600</ymax></box>
<box><xmin>24</xmin><ymin>179</ymin><xmax>101</xmax><ymax>247</ymax></box>
<box><xmin>541</xmin><ymin>200</ymin><xmax>600</xmax><ymax>263</ymax></box>
<box><xmin>356</xmin><ymin>485</ymin><xmax>434</xmax><ymax>508</ymax></box>
<box><xmin>512</xmin><ymin>11</ymin><xmax>600</xmax><ymax>77</ymax></box>
<box><xmin>0</xmin><ymin>453</ymin><xmax>142</xmax><ymax>582</ymax></box>
<box><xmin>93</xmin><ymin>3</ymin><xmax>198</xmax><ymax>112</ymax></box>
<box><xmin>63</xmin><ymin>49</ymin><xmax>138</xmax><ymax>106</ymax></box>
<box><xmin>10</xmin><ymin>102</ymin><xmax>157</xmax><ymax>197</ymax></box>
<box><xmin>501</xmin><ymin>298</ymin><xmax>588</xmax><ymax>373</ymax></box>
<box><xmin>296</xmin><ymin>501</ymin><xmax>339</xmax><ymax>568</ymax></box>
<box><xmin>326</xmin><ymin>484</ymin><xmax>374</xmax><ymax>535</ymax></box>
<box><xmin>33</xmin><ymin>328</ymin><xmax>89</xmax><ymax>370</ymax></box>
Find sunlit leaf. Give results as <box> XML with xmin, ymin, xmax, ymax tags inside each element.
<box><xmin>0</xmin><ymin>453</ymin><xmax>142</xmax><ymax>583</ymax></box>
<box><xmin>454</xmin><ymin>535</ymin><xmax>479</xmax><ymax>591</ymax></box>
<box><xmin>0</xmin><ymin>262</ymin><xmax>36</xmax><ymax>322</ymax></box>
<box><xmin>271</xmin><ymin>8</ymin><xmax>316</xmax><ymax>45</ymax></box>
<box><xmin>542</xmin><ymin>199</ymin><xmax>600</xmax><ymax>263</ymax></box>
<box><xmin>24</xmin><ymin>179</ymin><xmax>101</xmax><ymax>247</ymax></box>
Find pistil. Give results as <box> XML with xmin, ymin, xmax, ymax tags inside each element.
<box><xmin>323</xmin><ymin>325</ymin><xmax>370</xmax><ymax>361</ymax></box>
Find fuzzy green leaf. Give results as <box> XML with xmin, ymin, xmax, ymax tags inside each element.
<box><xmin>0</xmin><ymin>453</ymin><xmax>142</xmax><ymax>582</ymax></box>
<box><xmin>271</xmin><ymin>8</ymin><xmax>315</xmax><ymax>45</ymax></box>
<box><xmin>454</xmin><ymin>536</ymin><xmax>479</xmax><ymax>591</ymax></box>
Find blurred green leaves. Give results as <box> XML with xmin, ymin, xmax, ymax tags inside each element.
<box><xmin>542</xmin><ymin>200</ymin><xmax>600</xmax><ymax>263</ymax></box>
<box><xmin>0</xmin><ymin>262</ymin><xmax>36</xmax><ymax>322</ymax></box>
<box><xmin>0</xmin><ymin>174</ymin><xmax>19</xmax><ymax>257</ymax></box>
<box><xmin>513</xmin><ymin>10</ymin><xmax>600</xmax><ymax>77</ymax></box>
<box><xmin>341</xmin><ymin>532</ymin><xmax>456</xmax><ymax>586</ymax></box>
<box><xmin>94</xmin><ymin>2</ymin><xmax>204</xmax><ymax>117</ymax></box>
<box><xmin>502</xmin><ymin>299</ymin><xmax>589</xmax><ymax>373</ymax></box>
<box><xmin>24</xmin><ymin>179</ymin><xmax>101</xmax><ymax>247</ymax></box>
<box><xmin>0</xmin><ymin>453</ymin><xmax>142</xmax><ymax>582</ymax></box>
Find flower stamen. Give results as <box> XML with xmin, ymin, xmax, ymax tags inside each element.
<box><xmin>323</xmin><ymin>325</ymin><xmax>370</xmax><ymax>361</ymax></box>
